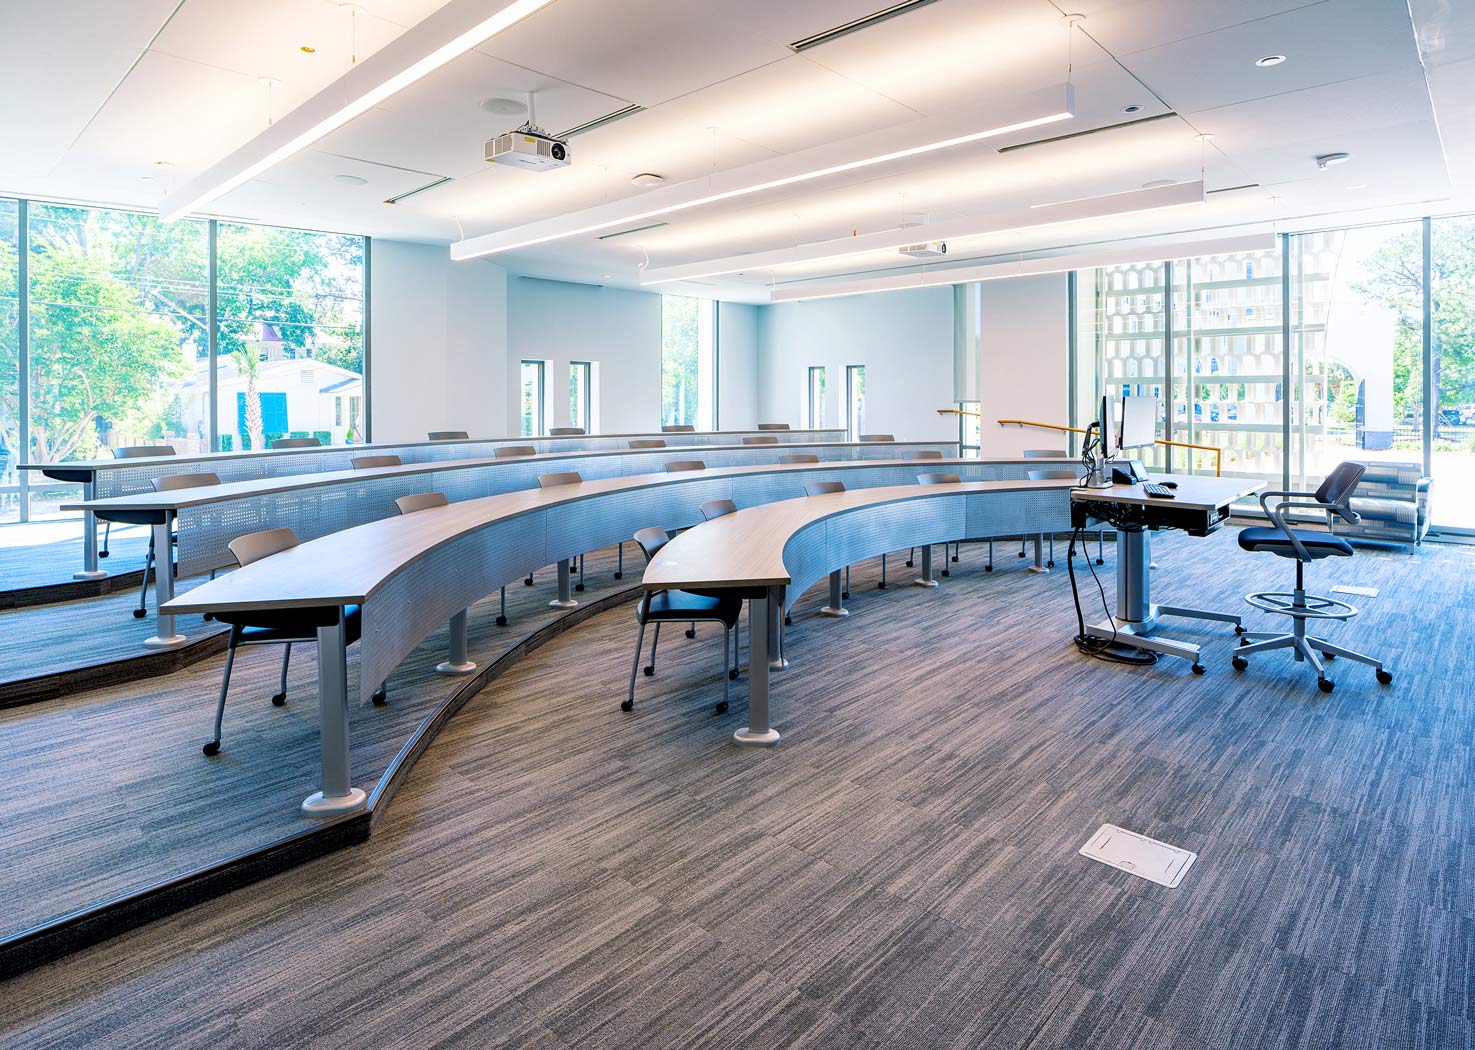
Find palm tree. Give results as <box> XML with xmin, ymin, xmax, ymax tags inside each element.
<box><xmin>235</xmin><ymin>348</ymin><xmax>264</xmax><ymax>451</ymax></box>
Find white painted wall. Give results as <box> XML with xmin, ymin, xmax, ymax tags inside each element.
<box><xmin>717</xmin><ymin>302</ymin><xmax>758</xmax><ymax>430</ymax></box>
<box><xmin>978</xmin><ymin>274</ymin><xmax>1070</xmax><ymax>456</ymax></box>
<box><xmin>754</xmin><ymin>287</ymin><xmax>956</xmax><ymax>440</ymax></box>
<box><xmin>369</xmin><ymin>240</ymin><xmax>507</xmax><ymax>442</ymax></box>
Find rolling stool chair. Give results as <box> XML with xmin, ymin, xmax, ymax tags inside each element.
<box><xmin>428</xmin><ymin>430</ymin><xmax>469</xmax><ymax>440</ymax></box>
<box><xmin>1232</xmin><ymin>461</ymin><xmax>1393</xmax><ymax>693</ymax></box>
<box><xmin>269</xmin><ymin>436</ymin><xmax>322</xmax><ymax>449</ymax></box>
<box><xmin>120</xmin><ymin>472</ymin><xmax>220</xmax><ymax>619</ymax></box>
<box><xmin>202</xmin><ymin>527</ymin><xmax>386</xmax><ymax>757</ymax></box>
<box><xmin>538</xmin><ymin>471</ymin><xmax>586</xmax><ymax>599</ymax></box>
<box><xmin>99</xmin><ymin>444</ymin><xmax>175</xmax><ymax>559</ymax></box>
<box><xmin>624</xmin><ymin>526</ymin><xmax>743</xmax><ymax>716</ymax></box>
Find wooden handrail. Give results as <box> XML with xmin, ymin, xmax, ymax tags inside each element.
<box><xmin>937</xmin><ymin>410</ymin><xmax>1223</xmax><ymax>477</ymax></box>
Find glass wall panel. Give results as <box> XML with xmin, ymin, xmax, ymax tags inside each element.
<box><xmin>807</xmin><ymin>366</ymin><xmax>826</xmax><ymax>428</ymax></box>
<box><xmin>661</xmin><ymin>295</ymin><xmax>716</xmax><ymax>430</ymax></box>
<box><xmin>27</xmin><ymin>203</ymin><xmax>208</xmax><ymax>517</ymax></box>
<box><xmin>569</xmin><ymin>360</ymin><xmax>592</xmax><ymax>432</ymax></box>
<box><xmin>1082</xmin><ymin>261</ymin><xmax>1168</xmax><ymax>470</ymax></box>
<box><xmin>520</xmin><ymin>359</ymin><xmax>545</xmax><ymax>435</ymax></box>
<box><xmin>958</xmin><ymin>400</ymin><xmax>981</xmax><ymax>457</ymax></box>
<box><xmin>846</xmin><ymin>364</ymin><xmax>866</xmax><ymax>440</ymax></box>
<box><xmin>214</xmin><ymin>223</ymin><xmax>365</xmax><ymax>450</ymax></box>
<box><xmin>1428</xmin><ymin>216</ymin><xmax>1475</xmax><ymax>528</ymax></box>
<box><xmin>0</xmin><ymin>199</ymin><xmax>17</xmax><ymax>523</ymax></box>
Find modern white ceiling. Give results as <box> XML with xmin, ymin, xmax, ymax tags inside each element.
<box><xmin>1</xmin><ymin>0</ymin><xmax>1469</xmax><ymax>303</ymax></box>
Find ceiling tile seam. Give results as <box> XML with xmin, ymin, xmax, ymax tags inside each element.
<box><xmin>447</xmin><ymin>46</ymin><xmax>641</xmax><ymax>113</ymax></box>
<box><xmin>579</xmin><ymin>51</ymin><xmax>802</xmax><ymax>122</ymax></box>
<box><xmin>791</xmin><ymin>51</ymin><xmax>928</xmax><ymax>118</ymax></box>
<box><xmin>1181</xmin><ymin>69</ymin><xmax>1439</xmax><ymax>120</ymax></box>
<box><xmin>44</xmin><ymin>0</ymin><xmax>191</xmax><ymax>179</ymax></box>
<box><xmin>1096</xmin><ymin>0</ymin><xmax>1335</xmax><ymax>58</ymax></box>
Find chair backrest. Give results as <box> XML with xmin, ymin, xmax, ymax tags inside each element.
<box><xmin>633</xmin><ymin>525</ymin><xmax>669</xmax><ymax>562</ymax></box>
<box><xmin>743</xmin><ymin>436</ymin><xmax>779</xmax><ymax>445</ymax></box>
<box><xmin>699</xmin><ymin>498</ymin><xmax>736</xmax><ymax>521</ymax></box>
<box><xmin>757</xmin><ymin>423</ymin><xmax>791</xmax><ymax>431</ymax></box>
<box><xmin>494</xmin><ymin>445</ymin><xmax>537</xmax><ymax>458</ymax></box>
<box><xmin>395</xmin><ymin>492</ymin><xmax>449</xmax><ymax>515</ymax></box>
<box><xmin>352</xmin><ymin>454</ymin><xmax>401</xmax><ymax>469</ymax></box>
<box><xmin>629</xmin><ymin>438</ymin><xmax>666</xmax><ymax>448</ymax></box>
<box><xmin>1027</xmin><ymin>469</ymin><xmax>1079</xmax><ymax>481</ymax></box>
<box><xmin>917</xmin><ymin>472</ymin><xmax>961</xmax><ymax>485</ymax></box>
<box><xmin>859</xmin><ymin>434</ymin><xmax>895</xmax><ymax>443</ymax></box>
<box><xmin>228</xmin><ymin>527</ymin><xmax>298</xmax><ymax>567</ymax></box>
<box><xmin>270</xmin><ymin>436</ymin><xmax>321</xmax><ymax>449</ymax></box>
<box><xmin>549</xmin><ymin>427</ymin><xmax>586</xmax><ymax>436</ymax></box>
<box><xmin>113</xmin><ymin>445</ymin><xmax>176</xmax><ymax>460</ymax></box>
<box><xmin>664</xmin><ymin>460</ymin><xmax>706</xmax><ymax>472</ymax></box>
<box><xmin>1023</xmin><ymin>448</ymin><xmax>1068</xmax><ymax>458</ymax></box>
<box><xmin>779</xmin><ymin>453</ymin><xmax>819</xmax><ymax>464</ymax></box>
<box><xmin>804</xmin><ymin>480</ymin><xmax>845</xmax><ymax>496</ymax></box>
<box><xmin>1315</xmin><ymin>460</ymin><xmax>1368</xmax><ymax>506</ymax></box>
<box><xmin>152</xmin><ymin>472</ymin><xmax>221</xmax><ymax>493</ymax></box>
<box><xmin>904</xmin><ymin>449</ymin><xmax>943</xmax><ymax>460</ymax></box>
<box><xmin>661</xmin><ymin>424</ymin><xmax>696</xmax><ymax>433</ymax></box>
<box><xmin>428</xmin><ymin>430</ymin><xmax>469</xmax><ymax>441</ymax></box>
<box><xmin>538</xmin><ymin>471</ymin><xmax>583</xmax><ymax>488</ymax></box>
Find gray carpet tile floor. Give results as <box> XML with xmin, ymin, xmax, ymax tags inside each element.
<box><xmin>1</xmin><ymin>526</ymin><xmax>1472</xmax><ymax>1049</ymax></box>
<box><xmin>0</xmin><ymin>523</ymin><xmax>151</xmax><ymax>592</ymax></box>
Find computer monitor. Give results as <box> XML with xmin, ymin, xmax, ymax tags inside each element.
<box><xmin>1119</xmin><ymin>395</ymin><xmax>1157</xmax><ymax>450</ymax></box>
<box><xmin>1098</xmin><ymin>393</ymin><xmax>1118</xmax><ymax>459</ymax></box>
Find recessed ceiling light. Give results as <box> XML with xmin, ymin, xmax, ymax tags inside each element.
<box><xmin>1315</xmin><ymin>151</ymin><xmax>1351</xmax><ymax>170</ymax></box>
<box><xmin>1141</xmin><ymin>179</ymin><xmax>1175</xmax><ymax>189</ymax></box>
<box><xmin>1122</xmin><ymin>104</ymin><xmax>1142</xmax><ymax>114</ymax></box>
<box><xmin>630</xmin><ymin>172</ymin><xmax>665</xmax><ymax>187</ymax></box>
<box><xmin>1346</xmin><ymin>183</ymin><xmax>1369</xmax><ymax>190</ymax></box>
<box><xmin>334</xmin><ymin>174</ymin><xmax>368</xmax><ymax>185</ymax></box>
<box><xmin>601</xmin><ymin>273</ymin><xmax>614</xmax><ymax>278</ymax></box>
<box><xmin>480</xmin><ymin>97</ymin><xmax>527</xmax><ymax>116</ymax></box>
<box><xmin>300</xmin><ymin>45</ymin><xmax>316</xmax><ymax>53</ymax></box>
<box><xmin>1255</xmin><ymin>54</ymin><xmax>1286</xmax><ymax>67</ymax></box>
<box><xmin>140</xmin><ymin>175</ymin><xmax>155</xmax><ymax>183</ymax></box>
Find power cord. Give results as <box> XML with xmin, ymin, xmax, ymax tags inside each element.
<box><xmin>1065</xmin><ymin>524</ymin><xmax>1158</xmax><ymax>665</ymax></box>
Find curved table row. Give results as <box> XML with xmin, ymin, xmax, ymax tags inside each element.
<box><xmin>27</xmin><ymin>427</ymin><xmax>845</xmax><ymax>579</ymax></box>
<box><xmin>72</xmin><ymin>440</ymin><xmax>962</xmax><ymax>647</ymax></box>
<box><xmin>165</xmin><ymin>461</ymin><xmax>1074</xmax><ymax>814</ymax></box>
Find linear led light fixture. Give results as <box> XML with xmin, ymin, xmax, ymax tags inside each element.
<box><xmin>639</xmin><ymin>180</ymin><xmax>1204</xmax><ymax>286</ymax></box>
<box><xmin>451</xmin><ymin>83</ymin><xmax>1074</xmax><ymax>260</ymax></box>
<box><xmin>158</xmin><ymin>0</ymin><xmax>557</xmax><ymax>222</ymax></box>
<box><xmin>768</xmin><ymin>232</ymin><xmax>1277</xmax><ymax>302</ymax></box>
<box><xmin>789</xmin><ymin>0</ymin><xmax>941</xmax><ymax>52</ymax></box>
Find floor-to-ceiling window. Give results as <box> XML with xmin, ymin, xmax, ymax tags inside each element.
<box><xmin>0</xmin><ymin>199</ymin><xmax>18</xmax><ymax>523</ymax></box>
<box><xmin>520</xmin><ymin>359</ymin><xmax>545</xmax><ymax>436</ymax></box>
<box><xmin>569</xmin><ymin>360</ymin><xmax>593</xmax><ymax>432</ymax></box>
<box><xmin>1081</xmin><ymin>261</ymin><xmax>1168</xmax><ymax>470</ymax></box>
<box><xmin>662</xmin><ymin>295</ymin><xmax>717</xmax><ymax>430</ymax></box>
<box><xmin>1422</xmin><ymin>217</ymin><xmax>1473</xmax><ymax>528</ymax></box>
<box><xmin>807</xmin><ymin>366</ymin><xmax>826</xmax><ymax>429</ymax></box>
<box><xmin>846</xmin><ymin>364</ymin><xmax>866</xmax><ymax>440</ymax></box>
<box><xmin>214</xmin><ymin>222</ymin><xmax>366</xmax><ymax>451</ymax></box>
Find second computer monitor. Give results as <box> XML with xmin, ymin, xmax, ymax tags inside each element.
<box><xmin>1119</xmin><ymin>395</ymin><xmax>1158</xmax><ymax>450</ymax></box>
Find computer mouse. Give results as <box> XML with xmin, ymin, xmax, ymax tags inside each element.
<box><xmin>1162</xmin><ymin>480</ymin><xmax>1178</xmax><ymax>488</ymax></box>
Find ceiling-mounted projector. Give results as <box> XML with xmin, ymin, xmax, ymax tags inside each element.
<box><xmin>899</xmin><ymin>241</ymin><xmax>947</xmax><ymax>258</ymax></box>
<box><xmin>486</xmin><ymin>125</ymin><xmax>570</xmax><ymax>171</ymax></box>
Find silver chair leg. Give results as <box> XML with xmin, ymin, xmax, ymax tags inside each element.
<box><xmin>135</xmin><ymin>536</ymin><xmax>155</xmax><ymax>618</ymax></box>
<box><xmin>879</xmin><ymin>553</ymin><xmax>888</xmax><ymax>589</ymax></box>
<box><xmin>204</xmin><ymin>635</ymin><xmax>238</xmax><ymax>755</ymax></box>
<box><xmin>497</xmin><ymin>586</ymin><xmax>508</xmax><ymax>627</ymax></box>
<box><xmin>624</xmin><ymin>616</ymin><xmax>647</xmax><ymax>711</ymax></box>
<box><xmin>646</xmin><ymin>621</ymin><xmax>662</xmax><ymax>675</ymax></box>
<box><xmin>272</xmin><ymin>642</ymin><xmax>291</xmax><ymax>705</ymax></box>
<box><xmin>615</xmin><ymin>541</ymin><xmax>624</xmax><ymax>580</ymax></box>
<box><xmin>100</xmin><ymin>520</ymin><xmax>112</xmax><ymax>559</ymax></box>
<box><xmin>907</xmin><ymin>547</ymin><xmax>915</xmax><ymax>568</ymax></box>
<box><xmin>1307</xmin><ymin>636</ymin><xmax>1384</xmax><ymax>668</ymax></box>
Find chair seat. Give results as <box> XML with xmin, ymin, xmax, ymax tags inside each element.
<box><xmin>639</xmin><ymin>590</ymin><xmax>742</xmax><ymax>628</ymax></box>
<box><xmin>97</xmin><ymin>509</ymin><xmax>169</xmax><ymax>526</ymax></box>
<box><xmin>219</xmin><ymin>604</ymin><xmax>363</xmax><ymax>644</ymax></box>
<box><xmin>1238</xmin><ymin>527</ymin><xmax>1354</xmax><ymax>559</ymax></box>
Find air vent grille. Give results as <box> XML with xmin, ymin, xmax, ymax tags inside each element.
<box><xmin>789</xmin><ymin>0</ymin><xmax>939</xmax><ymax>52</ymax></box>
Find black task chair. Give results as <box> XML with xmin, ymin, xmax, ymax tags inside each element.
<box><xmin>203</xmin><ymin>527</ymin><xmax>386</xmax><ymax>757</ymax></box>
<box><xmin>99</xmin><ymin>444</ymin><xmax>175</xmax><ymax>559</ymax></box>
<box><xmin>121</xmin><ymin>472</ymin><xmax>220</xmax><ymax>619</ymax></box>
<box><xmin>624</xmin><ymin>526</ymin><xmax>743</xmax><ymax>716</ymax></box>
<box><xmin>1232</xmin><ymin>461</ymin><xmax>1393</xmax><ymax>692</ymax></box>
<box><xmin>428</xmin><ymin>430</ymin><xmax>469</xmax><ymax>440</ymax></box>
<box><xmin>269</xmin><ymin>436</ymin><xmax>321</xmax><ymax>449</ymax></box>
<box><xmin>699</xmin><ymin>499</ymin><xmax>736</xmax><ymax>521</ymax></box>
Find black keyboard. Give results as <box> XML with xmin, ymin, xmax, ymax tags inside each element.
<box><xmin>1142</xmin><ymin>483</ymin><xmax>1175</xmax><ymax>499</ymax></box>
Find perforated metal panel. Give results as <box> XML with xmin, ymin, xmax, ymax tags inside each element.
<box><xmin>965</xmin><ymin>489</ymin><xmax>1071</xmax><ymax>538</ymax></box>
<box><xmin>779</xmin><ymin>526</ymin><xmax>828</xmax><ymax>609</ymax></box>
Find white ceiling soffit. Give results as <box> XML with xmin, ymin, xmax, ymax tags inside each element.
<box><xmin>157</xmin><ymin>0</ymin><xmax>556</xmax><ymax>221</ymax></box>
<box><xmin>638</xmin><ymin>180</ymin><xmax>1206</xmax><ymax>285</ymax></box>
<box><xmin>449</xmin><ymin>81</ymin><xmax>1076</xmax><ymax>260</ymax></box>
<box><xmin>768</xmin><ymin>231</ymin><xmax>1277</xmax><ymax>302</ymax></box>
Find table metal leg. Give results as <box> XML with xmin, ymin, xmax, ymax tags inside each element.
<box><xmin>820</xmin><ymin>568</ymin><xmax>849</xmax><ymax>617</ymax></box>
<box><xmin>1027</xmin><ymin>534</ymin><xmax>1049</xmax><ymax>574</ymax></box>
<box><xmin>1082</xmin><ymin>527</ymin><xmax>1206</xmax><ymax>670</ymax></box>
<box><xmin>302</xmin><ymin>611</ymin><xmax>367</xmax><ymax>816</ymax></box>
<box><xmin>549</xmin><ymin>558</ymin><xmax>579</xmax><ymax>608</ymax></box>
<box><xmin>75</xmin><ymin>482</ymin><xmax>107</xmax><ymax>580</ymax></box>
<box><xmin>767</xmin><ymin>584</ymin><xmax>789</xmax><ymax>670</ymax></box>
<box><xmin>436</xmin><ymin>608</ymin><xmax>478</xmax><ymax>674</ymax></box>
<box><xmin>735</xmin><ymin>587</ymin><xmax>780</xmax><ymax>746</ymax></box>
<box><xmin>914</xmin><ymin>544</ymin><xmax>939</xmax><ymax>588</ymax></box>
<box><xmin>143</xmin><ymin>513</ymin><xmax>185</xmax><ymax>648</ymax></box>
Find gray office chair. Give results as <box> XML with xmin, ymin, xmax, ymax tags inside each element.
<box><xmin>624</xmin><ymin>526</ymin><xmax>743</xmax><ymax>716</ymax></box>
<box><xmin>122</xmin><ymin>471</ymin><xmax>220</xmax><ymax>619</ymax></box>
<box><xmin>629</xmin><ymin>438</ymin><xmax>666</xmax><ymax>449</ymax></box>
<box><xmin>743</xmin><ymin>436</ymin><xmax>779</xmax><ymax>445</ymax></box>
<box><xmin>1027</xmin><ymin>468</ymin><xmax>1103</xmax><ymax>568</ymax></box>
<box><xmin>803</xmin><ymin>480</ymin><xmax>851</xmax><ymax>608</ymax></box>
<box><xmin>664</xmin><ymin>460</ymin><xmax>705</xmax><ymax>472</ymax></box>
<box><xmin>779</xmin><ymin>453</ymin><xmax>819</xmax><ymax>464</ymax></box>
<box><xmin>757</xmin><ymin>423</ymin><xmax>791</xmax><ymax>431</ymax></box>
<box><xmin>859</xmin><ymin>434</ymin><xmax>895</xmax><ymax>442</ymax></box>
<box><xmin>1232</xmin><ymin>461</ymin><xmax>1392</xmax><ymax>692</ymax></box>
<box><xmin>270</xmin><ymin>436</ymin><xmax>321</xmax><ymax>449</ymax></box>
<box><xmin>352</xmin><ymin>454</ymin><xmax>401</xmax><ymax>469</ymax></box>
<box><xmin>428</xmin><ymin>430</ymin><xmax>469</xmax><ymax>441</ymax></box>
<box><xmin>904</xmin><ymin>450</ymin><xmax>943</xmax><ymax>461</ymax></box>
<box><xmin>494</xmin><ymin>445</ymin><xmax>537</xmax><ymax>458</ymax></box>
<box><xmin>549</xmin><ymin>427</ymin><xmax>585</xmax><ymax>436</ymax></box>
<box><xmin>99</xmin><ymin>444</ymin><xmax>176</xmax><ymax>559</ymax></box>
<box><xmin>662</xmin><ymin>424</ymin><xmax>696</xmax><ymax>433</ymax></box>
<box><xmin>699</xmin><ymin>499</ymin><xmax>736</xmax><ymax>521</ymax></box>
<box><xmin>203</xmin><ymin>527</ymin><xmax>386</xmax><ymax>757</ymax></box>
<box><xmin>538</xmin><ymin>472</ymin><xmax>586</xmax><ymax>592</ymax></box>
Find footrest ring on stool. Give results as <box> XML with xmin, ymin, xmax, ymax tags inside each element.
<box><xmin>1244</xmin><ymin>591</ymin><xmax>1357</xmax><ymax>620</ymax></box>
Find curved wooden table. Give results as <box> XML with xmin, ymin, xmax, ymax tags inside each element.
<box><xmin>161</xmin><ymin>462</ymin><xmax>1074</xmax><ymax>815</ymax></box>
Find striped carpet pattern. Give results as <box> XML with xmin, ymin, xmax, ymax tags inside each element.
<box><xmin>2</xmin><ymin>527</ymin><xmax>1474</xmax><ymax>1049</ymax></box>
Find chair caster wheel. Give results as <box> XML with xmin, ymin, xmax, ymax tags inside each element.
<box><xmin>496</xmin><ymin>616</ymin><xmax>508</xmax><ymax>626</ymax></box>
<box><xmin>132</xmin><ymin>609</ymin><xmax>147</xmax><ymax>619</ymax></box>
<box><xmin>685</xmin><ymin>628</ymin><xmax>696</xmax><ymax>639</ymax></box>
<box><xmin>371</xmin><ymin>688</ymin><xmax>388</xmax><ymax>706</ymax></box>
<box><xmin>905</xmin><ymin>560</ymin><xmax>914</xmax><ymax>568</ymax></box>
<box><xmin>1232</xmin><ymin>656</ymin><xmax>1248</xmax><ymax>671</ymax></box>
<box><xmin>575</xmin><ymin>584</ymin><xmax>585</xmax><ymax>593</ymax></box>
<box><xmin>985</xmin><ymin>565</ymin><xmax>994</xmax><ymax>572</ymax></box>
<box><xmin>98</xmin><ymin>551</ymin><xmax>110</xmax><ymax>559</ymax></box>
<box><xmin>1234</xmin><ymin>624</ymin><xmax>1246</xmax><ymax>635</ymax></box>
<box><xmin>729</xmin><ymin>669</ymin><xmax>739</xmax><ymax>680</ymax></box>
<box><xmin>1318</xmin><ymin>677</ymin><xmax>1335</xmax><ymax>694</ymax></box>
<box><xmin>940</xmin><ymin>570</ymin><xmax>950</xmax><ymax>578</ymax></box>
<box><xmin>620</xmin><ymin>699</ymin><xmax>634</xmax><ymax>712</ymax></box>
<box><xmin>523</xmin><ymin>578</ymin><xmax>534</xmax><ymax>587</ymax></box>
<box><xmin>951</xmin><ymin>555</ymin><xmax>959</xmax><ymax>563</ymax></box>
<box><xmin>784</xmin><ymin>615</ymin><xmax>792</xmax><ymax>627</ymax></box>
<box><xmin>202</xmin><ymin>740</ymin><xmax>220</xmax><ymax>756</ymax></box>
<box><xmin>271</xmin><ymin>692</ymin><xmax>286</xmax><ymax>707</ymax></box>
<box><xmin>877</xmin><ymin>582</ymin><xmax>887</xmax><ymax>589</ymax></box>
<box><xmin>643</xmin><ymin>666</ymin><xmax>654</xmax><ymax>677</ymax></box>
<box><xmin>1046</xmin><ymin>561</ymin><xmax>1055</xmax><ymax>569</ymax></box>
<box><xmin>614</xmin><ymin>572</ymin><xmax>623</xmax><ymax>580</ymax></box>
<box><xmin>203</xmin><ymin>612</ymin><xmax>214</xmax><ymax>621</ymax></box>
<box><xmin>1094</xmin><ymin>558</ymin><xmax>1104</xmax><ymax>566</ymax></box>
<box><xmin>1191</xmin><ymin>663</ymin><xmax>1206</xmax><ymax>676</ymax></box>
<box><xmin>1376</xmin><ymin>668</ymin><xmax>1393</xmax><ymax>684</ymax></box>
<box><xmin>714</xmin><ymin>701</ymin><xmax>728</xmax><ymax>715</ymax></box>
